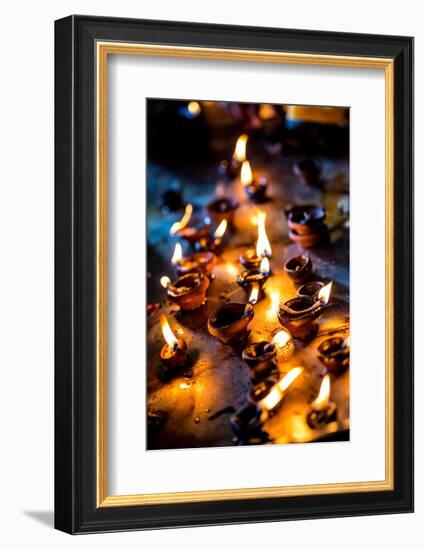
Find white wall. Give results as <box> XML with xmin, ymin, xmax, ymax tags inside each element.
<box><xmin>0</xmin><ymin>1</ymin><xmax>420</xmax><ymax>548</ymax></box>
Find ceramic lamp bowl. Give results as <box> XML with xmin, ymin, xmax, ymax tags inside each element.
<box><xmin>284</xmin><ymin>254</ymin><xmax>312</xmax><ymax>283</ymax></box>
<box><xmin>167</xmin><ymin>273</ymin><xmax>210</xmax><ymax>311</ymax></box>
<box><xmin>206</xmin><ymin>197</ymin><xmax>239</xmax><ymax>225</ymax></box>
<box><xmin>286</xmin><ymin>204</ymin><xmax>326</xmax><ymax>234</ymax></box>
<box><xmin>208</xmin><ymin>302</ymin><xmax>254</xmax><ymax>344</ymax></box>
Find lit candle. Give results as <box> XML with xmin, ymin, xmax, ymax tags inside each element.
<box><xmin>306</xmin><ymin>374</ymin><xmax>337</xmax><ymax>429</ymax></box>
<box><xmin>171</xmin><ymin>242</ymin><xmax>217</xmax><ymax>278</ymax></box>
<box><xmin>259</xmin><ymin>366</ymin><xmax>303</xmax><ymax>419</ymax></box>
<box><xmin>237</xmin><ymin>257</ymin><xmax>270</xmax><ymax>304</ymax></box>
<box><xmin>159</xmin><ymin>313</ymin><xmax>189</xmax><ymax>369</ymax></box>
<box><xmin>240</xmin><ymin>160</ymin><xmax>268</xmax><ymax>203</ymax></box>
<box><xmin>240</xmin><ymin>211</ymin><xmax>272</xmax><ymax>269</ymax></box>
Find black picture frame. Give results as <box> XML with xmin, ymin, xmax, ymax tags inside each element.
<box><xmin>55</xmin><ymin>15</ymin><xmax>414</xmax><ymax>534</ymax></box>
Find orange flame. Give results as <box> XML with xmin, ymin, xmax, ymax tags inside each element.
<box><xmin>214</xmin><ymin>219</ymin><xmax>228</xmax><ymax>239</ymax></box>
<box><xmin>248</xmin><ymin>282</ymin><xmax>260</xmax><ymax>305</ymax></box>
<box><xmin>256</xmin><ymin>211</ymin><xmax>272</xmax><ymax>258</ymax></box>
<box><xmin>312</xmin><ymin>374</ymin><xmax>330</xmax><ymax>410</ymax></box>
<box><xmin>240</xmin><ymin>160</ymin><xmax>253</xmax><ymax>186</ymax></box>
<box><xmin>169</xmin><ymin>204</ymin><xmax>193</xmax><ymax>235</ymax></box>
<box><xmin>261</xmin><ymin>366</ymin><xmax>303</xmax><ymax>411</ymax></box>
<box><xmin>171</xmin><ymin>243</ymin><xmax>183</xmax><ymax>264</ymax></box>
<box><xmin>273</xmin><ymin>329</ymin><xmax>291</xmax><ymax>348</ymax></box>
<box><xmin>233</xmin><ymin>134</ymin><xmax>248</xmax><ymax>162</ymax></box>
<box><xmin>260</xmin><ymin>257</ymin><xmax>270</xmax><ymax>274</ymax></box>
<box><xmin>318</xmin><ymin>281</ymin><xmax>333</xmax><ymax>305</ymax></box>
<box><xmin>160</xmin><ymin>276</ymin><xmax>171</xmax><ymax>289</ymax></box>
<box><xmin>159</xmin><ymin>313</ymin><xmax>179</xmax><ymax>349</ymax></box>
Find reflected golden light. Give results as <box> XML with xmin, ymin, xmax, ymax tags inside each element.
<box><xmin>267</xmin><ymin>289</ymin><xmax>281</xmax><ymax>321</ymax></box>
<box><xmin>214</xmin><ymin>219</ymin><xmax>228</xmax><ymax>239</ymax></box>
<box><xmin>256</xmin><ymin>211</ymin><xmax>272</xmax><ymax>258</ymax></box>
<box><xmin>187</xmin><ymin>101</ymin><xmax>201</xmax><ymax>117</ymax></box>
<box><xmin>160</xmin><ymin>276</ymin><xmax>171</xmax><ymax>289</ymax></box>
<box><xmin>170</xmin><ymin>204</ymin><xmax>193</xmax><ymax>235</ymax></box>
<box><xmin>159</xmin><ymin>313</ymin><xmax>179</xmax><ymax>348</ymax></box>
<box><xmin>240</xmin><ymin>160</ymin><xmax>253</xmax><ymax>186</ymax></box>
<box><xmin>171</xmin><ymin>243</ymin><xmax>183</xmax><ymax>264</ymax></box>
<box><xmin>260</xmin><ymin>257</ymin><xmax>270</xmax><ymax>274</ymax></box>
<box><xmin>312</xmin><ymin>374</ymin><xmax>330</xmax><ymax>411</ymax></box>
<box><xmin>259</xmin><ymin>103</ymin><xmax>277</xmax><ymax>120</ymax></box>
<box><xmin>248</xmin><ymin>282</ymin><xmax>260</xmax><ymax>305</ymax></box>
<box><xmin>233</xmin><ymin>134</ymin><xmax>248</xmax><ymax>162</ymax></box>
<box><xmin>318</xmin><ymin>281</ymin><xmax>333</xmax><ymax>305</ymax></box>
<box><xmin>273</xmin><ymin>329</ymin><xmax>291</xmax><ymax>348</ymax></box>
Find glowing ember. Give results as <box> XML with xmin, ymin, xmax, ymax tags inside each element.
<box><xmin>311</xmin><ymin>374</ymin><xmax>330</xmax><ymax>410</ymax></box>
<box><xmin>260</xmin><ymin>257</ymin><xmax>270</xmax><ymax>274</ymax></box>
<box><xmin>171</xmin><ymin>243</ymin><xmax>183</xmax><ymax>264</ymax></box>
<box><xmin>318</xmin><ymin>281</ymin><xmax>333</xmax><ymax>305</ymax></box>
<box><xmin>159</xmin><ymin>313</ymin><xmax>179</xmax><ymax>349</ymax></box>
<box><xmin>256</xmin><ymin>211</ymin><xmax>272</xmax><ymax>258</ymax></box>
<box><xmin>187</xmin><ymin>101</ymin><xmax>201</xmax><ymax>117</ymax></box>
<box><xmin>233</xmin><ymin>134</ymin><xmax>248</xmax><ymax>162</ymax></box>
<box><xmin>160</xmin><ymin>276</ymin><xmax>171</xmax><ymax>289</ymax></box>
<box><xmin>214</xmin><ymin>219</ymin><xmax>228</xmax><ymax>239</ymax></box>
<box><xmin>248</xmin><ymin>282</ymin><xmax>260</xmax><ymax>305</ymax></box>
<box><xmin>240</xmin><ymin>160</ymin><xmax>253</xmax><ymax>187</ymax></box>
<box><xmin>273</xmin><ymin>329</ymin><xmax>291</xmax><ymax>349</ymax></box>
<box><xmin>169</xmin><ymin>204</ymin><xmax>193</xmax><ymax>235</ymax></box>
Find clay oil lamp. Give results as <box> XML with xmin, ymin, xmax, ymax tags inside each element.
<box><xmin>278</xmin><ymin>281</ymin><xmax>333</xmax><ymax>339</ymax></box>
<box><xmin>170</xmin><ymin>203</ymin><xmax>210</xmax><ymax>247</ymax></box>
<box><xmin>160</xmin><ymin>272</ymin><xmax>210</xmax><ymax>311</ymax></box>
<box><xmin>237</xmin><ymin>257</ymin><xmax>270</xmax><ymax>304</ymax></box>
<box><xmin>206</xmin><ymin>197</ymin><xmax>239</xmax><ymax>226</ymax></box>
<box><xmin>219</xmin><ymin>133</ymin><xmax>249</xmax><ymax>178</ymax></box>
<box><xmin>194</xmin><ymin>219</ymin><xmax>228</xmax><ymax>254</ymax></box>
<box><xmin>318</xmin><ymin>336</ymin><xmax>350</xmax><ymax>373</ymax></box>
<box><xmin>240</xmin><ymin>160</ymin><xmax>268</xmax><ymax>203</ymax></box>
<box><xmin>306</xmin><ymin>374</ymin><xmax>337</xmax><ymax>429</ymax></box>
<box><xmin>297</xmin><ymin>281</ymin><xmax>324</xmax><ymax>300</ymax></box>
<box><xmin>286</xmin><ymin>204</ymin><xmax>329</xmax><ymax>248</ymax></box>
<box><xmin>159</xmin><ymin>313</ymin><xmax>189</xmax><ymax>369</ymax></box>
<box><xmin>293</xmin><ymin>158</ymin><xmax>323</xmax><ymax>188</ymax></box>
<box><xmin>242</xmin><ymin>340</ymin><xmax>278</xmax><ymax>384</ymax></box>
<box><xmin>284</xmin><ymin>254</ymin><xmax>312</xmax><ymax>284</ymax></box>
<box><xmin>171</xmin><ymin>242</ymin><xmax>217</xmax><ymax>278</ymax></box>
<box><xmin>258</xmin><ymin>366</ymin><xmax>303</xmax><ymax>420</ymax></box>
<box><xmin>229</xmin><ymin>403</ymin><xmax>265</xmax><ymax>443</ymax></box>
<box><xmin>208</xmin><ymin>302</ymin><xmax>254</xmax><ymax>344</ymax></box>
<box><xmin>240</xmin><ymin>211</ymin><xmax>272</xmax><ymax>269</ymax></box>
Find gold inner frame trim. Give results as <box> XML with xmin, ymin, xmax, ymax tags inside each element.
<box><xmin>96</xmin><ymin>41</ymin><xmax>394</xmax><ymax>508</ymax></box>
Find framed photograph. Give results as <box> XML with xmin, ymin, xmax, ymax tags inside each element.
<box><xmin>55</xmin><ymin>15</ymin><xmax>413</xmax><ymax>533</ymax></box>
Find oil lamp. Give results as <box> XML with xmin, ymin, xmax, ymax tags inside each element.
<box><xmin>297</xmin><ymin>281</ymin><xmax>324</xmax><ymax>300</ymax></box>
<box><xmin>278</xmin><ymin>281</ymin><xmax>333</xmax><ymax>339</ymax></box>
<box><xmin>272</xmin><ymin>329</ymin><xmax>294</xmax><ymax>361</ymax></box>
<box><xmin>286</xmin><ymin>204</ymin><xmax>329</xmax><ymax>248</ymax></box>
<box><xmin>161</xmin><ymin>272</ymin><xmax>210</xmax><ymax>311</ymax></box>
<box><xmin>208</xmin><ymin>302</ymin><xmax>254</xmax><ymax>344</ymax></box>
<box><xmin>206</xmin><ymin>197</ymin><xmax>239</xmax><ymax>226</ymax></box>
<box><xmin>194</xmin><ymin>219</ymin><xmax>228</xmax><ymax>253</ymax></box>
<box><xmin>242</xmin><ymin>340</ymin><xmax>278</xmax><ymax>384</ymax></box>
<box><xmin>284</xmin><ymin>254</ymin><xmax>312</xmax><ymax>284</ymax></box>
<box><xmin>159</xmin><ymin>313</ymin><xmax>189</xmax><ymax>369</ymax></box>
<box><xmin>229</xmin><ymin>403</ymin><xmax>266</xmax><ymax>444</ymax></box>
<box><xmin>171</xmin><ymin>242</ymin><xmax>217</xmax><ymax>278</ymax></box>
<box><xmin>306</xmin><ymin>374</ymin><xmax>337</xmax><ymax>429</ymax></box>
<box><xmin>240</xmin><ymin>211</ymin><xmax>272</xmax><ymax>269</ymax></box>
<box><xmin>240</xmin><ymin>160</ymin><xmax>268</xmax><ymax>203</ymax></box>
<box><xmin>318</xmin><ymin>336</ymin><xmax>350</xmax><ymax>373</ymax></box>
<box><xmin>219</xmin><ymin>133</ymin><xmax>249</xmax><ymax>177</ymax></box>
<box><xmin>237</xmin><ymin>257</ymin><xmax>270</xmax><ymax>304</ymax></box>
<box><xmin>258</xmin><ymin>366</ymin><xmax>303</xmax><ymax>419</ymax></box>
<box><xmin>170</xmin><ymin>203</ymin><xmax>211</xmax><ymax>247</ymax></box>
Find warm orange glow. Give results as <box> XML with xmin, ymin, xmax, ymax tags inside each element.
<box><xmin>169</xmin><ymin>204</ymin><xmax>193</xmax><ymax>235</ymax></box>
<box><xmin>224</xmin><ymin>263</ymin><xmax>239</xmax><ymax>278</ymax></box>
<box><xmin>179</xmin><ymin>381</ymin><xmax>192</xmax><ymax>390</ymax></box>
<box><xmin>240</xmin><ymin>160</ymin><xmax>253</xmax><ymax>186</ymax></box>
<box><xmin>233</xmin><ymin>134</ymin><xmax>248</xmax><ymax>162</ymax></box>
<box><xmin>160</xmin><ymin>276</ymin><xmax>171</xmax><ymax>289</ymax></box>
<box><xmin>171</xmin><ymin>243</ymin><xmax>183</xmax><ymax>264</ymax></box>
<box><xmin>267</xmin><ymin>289</ymin><xmax>281</xmax><ymax>321</ymax></box>
<box><xmin>260</xmin><ymin>257</ymin><xmax>270</xmax><ymax>274</ymax></box>
<box><xmin>187</xmin><ymin>101</ymin><xmax>201</xmax><ymax>116</ymax></box>
<box><xmin>312</xmin><ymin>374</ymin><xmax>331</xmax><ymax>410</ymax></box>
<box><xmin>159</xmin><ymin>313</ymin><xmax>179</xmax><ymax>348</ymax></box>
<box><xmin>261</xmin><ymin>366</ymin><xmax>303</xmax><ymax>411</ymax></box>
<box><xmin>318</xmin><ymin>281</ymin><xmax>333</xmax><ymax>305</ymax></box>
<box><xmin>248</xmin><ymin>282</ymin><xmax>260</xmax><ymax>305</ymax></box>
<box><xmin>278</xmin><ymin>366</ymin><xmax>303</xmax><ymax>392</ymax></box>
<box><xmin>273</xmin><ymin>329</ymin><xmax>291</xmax><ymax>348</ymax></box>
<box><xmin>259</xmin><ymin>103</ymin><xmax>277</xmax><ymax>120</ymax></box>
<box><xmin>256</xmin><ymin>211</ymin><xmax>272</xmax><ymax>258</ymax></box>
<box><xmin>345</xmin><ymin>335</ymin><xmax>350</xmax><ymax>347</ymax></box>
<box><xmin>214</xmin><ymin>219</ymin><xmax>228</xmax><ymax>239</ymax></box>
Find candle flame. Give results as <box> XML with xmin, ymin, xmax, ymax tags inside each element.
<box><xmin>318</xmin><ymin>281</ymin><xmax>333</xmax><ymax>305</ymax></box>
<box><xmin>214</xmin><ymin>219</ymin><xmax>228</xmax><ymax>239</ymax></box>
<box><xmin>248</xmin><ymin>282</ymin><xmax>260</xmax><ymax>305</ymax></box>
<box><xmin>312</xmin><ymin>374</ymin><xmax>330</xmax><ymax>410</ymax></box>
<box><xmin>261</xmin><ymin>366</ymin><xmax>303</xmax><ymax>411</ymax></box>
<box><xmin>159</xmin><ymin>313</ymin><xmax>179</xmax><ymax>349</ymax></box>
<box><xmin>256</xmin><ymin>211</ymin><xmax>272</xmax><ymax>258</ymax></box>
<box><xmin>160</xmin><ymin>276</ymin><xmax>171</xmax><ymax>289</ymax></box>
<box><xmin>171</xmin><ymin>243</ymin><xmax>183</xmax><ymax>264</ymax></box>
<box><xmin>273</xmin><ymin>329</ymin><xmax>291</xmax><ymax>348</ymax></box>
<box><xmin>170</xmin><ymin>204</ymin><xmax>193</xmax><ymax>235</ymax></box>
<box><xmin>233</xmin><ymin>134</ymin><xmax>248</xmax><ymax>162</ymax></box>
<box><xmin>260</xmin><ymin>257</ymin><xmax>270</xmax><ymax>274</ymax></box>
<box><xmin>240</xmin><ymin>160</ymin><xmax>253</xmax><ymax>186</ymax></box>
<box><xmin>187</xmin><ymin>101</ymin><xmax>201</xmax><ymax>117</ymax></box>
